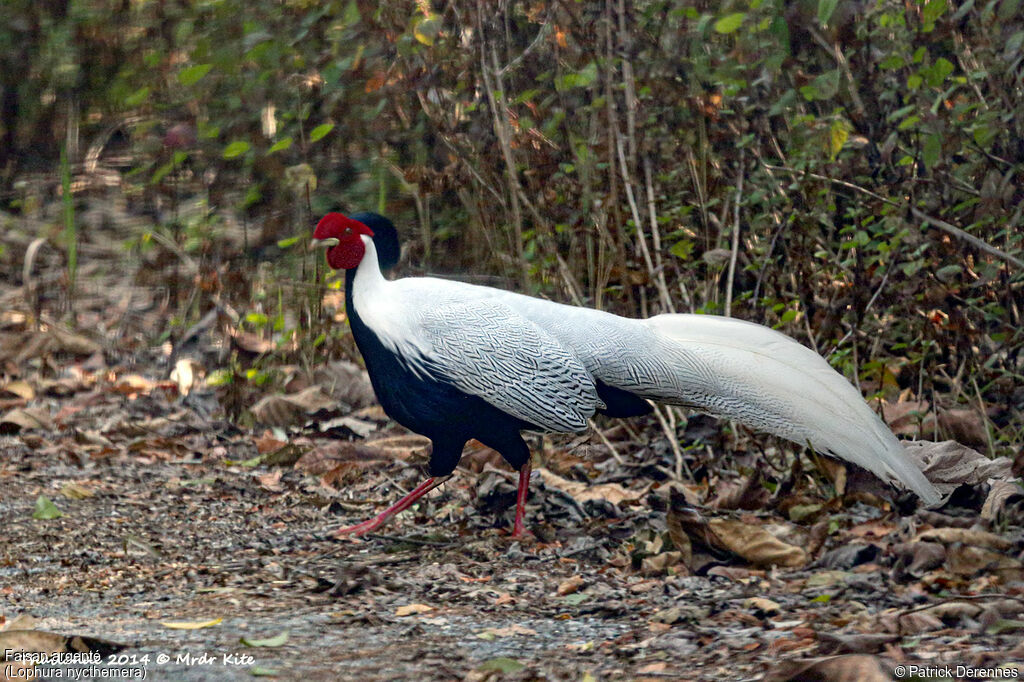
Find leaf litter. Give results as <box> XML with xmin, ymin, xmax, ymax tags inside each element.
<box><xmin>2</xmin><ymin>218</ymin><xmax>1024</xmax><ymax>681</ymax></box>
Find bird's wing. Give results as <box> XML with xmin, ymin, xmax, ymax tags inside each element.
<box><xmin>407</xmin><ymin>300</ymin><xmax>602</xmax><ymax>433</ymax></box>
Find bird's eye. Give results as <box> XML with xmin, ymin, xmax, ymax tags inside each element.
<box><xmin>344</xmin><ymin>227</ymin><xmax>353</xmax><ymax>235</ymax></box>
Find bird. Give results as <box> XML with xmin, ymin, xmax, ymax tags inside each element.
<box><xmin>312</xmin><ymin>211</ymin><xmax>940</xmax><ymax>537</ymax></box>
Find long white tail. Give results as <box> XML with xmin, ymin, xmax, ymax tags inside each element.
<box><xmin>629</xmin><ymin>314</ymin><xmax>940</xmax><ymax>505</ymax></box>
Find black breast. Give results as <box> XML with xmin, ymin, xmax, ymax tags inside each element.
<box><xmin>345</xmin><ymin>269</ymin><xmax>532</xmax><ymax>476</ymax></box>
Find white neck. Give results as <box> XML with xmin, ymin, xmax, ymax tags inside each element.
<box><xmin>352</xmin><ymin>235</ymin><xmax>386</xmax><ymax>296</ymax></box>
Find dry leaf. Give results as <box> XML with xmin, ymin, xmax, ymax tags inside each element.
<box><xmin>640</xmin><ymin>551</ymin><xmax>684</xmax><ymax>576</ymax></box>
<box><xmin>707</xmin><ymin>518</ymin><xmax>807</xmax><ymax>568</ymax></box>
<box><xmin>904</xmin><ymin>440</ymin><xmax>1012</xmax><ymax>492</ymax></box>
<box><xmin>1</xmin><ymin>380</ymin><xmax>35</xmax><ymax>400</ymax></box>
<box><xmin>478</xmin><ymin>624</ymin><xmax>537</xmax><ymax>638</ymax></box>
<box><xmin>556</xmin><ymin>575</ymin><xmax>585</xmax><ymax>596</ymax></box>
<box><xmin>493</xmin><ymin>592</ymin><xmax>515</xmax><ymax>606</ymax></box>
<box><xmin>981</xmin><ymin>480</ymin><xmax>1024</xmax><ymax>521</ymax></box>
<box><xmin>395</xmin><ymin>603</ymin><xmax>434</xmax><ymax>617</ymax></box>
<box><xmin>946</xmin><ymin>545</ymin><xmax>1024</xmax><ymax>580</ymax></box>
<box><xmin>537</xmin><ymin>468</ymin><xmax>648</xmax><ymax>506</ymax></box>
<box><xmin>817</xmin><ymin>632</ymin><xmax>900</xmax><ymax>655</ymax></box>
<box><xmin>161</xmin><ymin>618</ymin><xmax>223</xmax><ymax>630</ymax></box>
<box><xmin>914</xmin><ymin>527</ymin><xmax>1012</xmax><ymax>551</ymax></box>
<box><xmin>250</xmin><ymin>386</ymin><xmax>337</xmax><ymax>427</ymax></box>
<box><xmin>255</xmin><ymin>433</ymin><xmax>288</xmax><ymax>454</ymax></box>
<box><xmin>744</xmin><ymin>597</ymin><xmax>781</xmax><ymax>616</ymax></box>
<box><xmin>0</xmin><ymin>407</ymin><xmax>54</xmax><ymax>433</ymax></box>
<box><xmin>170</xmin><ymin>358</ymin><xmax>202</xmax><ymax>396</ymax></box>
<box><xmin>257</xmin><ymin>470</ymin><xmax>284</xmax><ymax>492</ymax></box>
<box><xmin>763</xmin><ymin>654</ymin><xmax>891</xmax><ymax>682</ymax></box>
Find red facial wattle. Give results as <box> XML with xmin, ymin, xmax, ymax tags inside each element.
<box><xmin>314</xmin><ymin>213</ymin><xmax>375</xmax><ymax>270</ymax></box>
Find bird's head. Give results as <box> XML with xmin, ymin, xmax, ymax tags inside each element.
<box><xmin>312</xmin><ymin>212</ymin><xmax>400</xmax><ymax>270</ymax></box>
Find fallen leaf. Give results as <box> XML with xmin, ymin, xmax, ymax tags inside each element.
<box><xmin>904</xmin><ymin>440</ymin><xmax>1012</xmax><ymax>492</ymax></box>
<box><xmin>1</xmin><ymin>407</ymin><xmax>54</xmax><ymax>433</ymax></box>
<box><xmin>981</xmin><ymin>480</ymin><xmax>1024</xmax><ymax>521</ymax></box>
<box><xmin>914</xmin><ymin>527</ymin><xmax>1012</xmax><ymax>551</ymax></box>
<box><xmin>257</xmin><ymin>470</ymin><xmax>284</xmax><ymax>492</ymax></box>
<box><xmin>170</xmin><ymin>358</ymin><xmax>202</xmax><ymax>396</ymax></box>
<box><xmin>1</xmin><ymin>380</ymin><xmax>35</xmax><ymax>400</ymax></box>
<box><xmin>537</xmin><ymin>468</ymin><xmax>649</xmax><ymax>506</ymax></box>
<box><xmin>477</xmin><ymin>658</ymin><xmax>525</xmax><ymax>673</ymax></box>
<box><xmin>240</xmin><ymin>631</ymin><xmax>289</xmax><ymax>647</ymax></box>
<box><xmin>556</xmin><ymin>575</ymin><xmax>584</xmax><ymax>596</ymax></box>
<box><xmin>250</xmin><ymin>386</ymin><xmax>337</xmax><ymax>427</ymax></box>
<box><xmin>762</xmin><ymin>654</ymin><xmax>890</xmax><ymax>682</ymax></box>
<box><xmin>111</xmin><ymin>374</ymin><xmax>155</xmax><ymax>397</ymax></box>
<box><xmin>707</xmin><ymin>518</ymin><xmax>807</xmax><ymax>568</ymax></box>
<box><xmin>744</xmin><ymin>597</ymin><xmax>781</xmax><ymax>616</ymax></box>
<box><xmin>32</xmin><ymin>496</ymin><xmax>62</xmax><ymax>520</ymax></box>
<box><xmin>395</xmin><ymin>604</ymin><xmax>434</xmax><ymax>617</ymax></box>
<box><xmin>477</xmin><ymin>624</ymin><xmax>537</xmax><ymax>638</ymax></box>
<box><xmin>60</xmin><ymin>483</ymin><xmax>94</xmax><ymax>500</ymax></box>
<box><xmin>816</xmin><ymin>632</ymin><xmax>900</xmax><ymax>655</ymax></box>
<box><xmin>161</xmin><ymin>618</ymin><xmax>223</xmax><ymax>630</ymax></box>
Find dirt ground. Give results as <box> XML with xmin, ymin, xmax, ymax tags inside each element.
<box><xmin>2</xmin><ymin>208</ymin><xmax>1024</xmax><ymax>681</ymax></box>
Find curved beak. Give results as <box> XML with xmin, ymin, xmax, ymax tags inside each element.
<box><xmin>310</xmin><ymin>237</ymin><xmax>340</xmax><ymax>251</ymax></box>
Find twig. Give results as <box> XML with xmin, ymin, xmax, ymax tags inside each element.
<box><xmin>497</xmin><ymin>23</ymin><xmax>551</xmax><ymax>76</ymax></box>
<box><xmin>826</xmin><ymin>255</ymin><xmax>896</xmax><ymax>357</ymax></box>
<box><xmin>477</xmin><ymin>16</ymin><xmax>528</xmax><ymax>287</ymax></box>
<box><xmin>588</xmin><ymin>419</ymin><xmax>625</xmax><ymax>465</ymax></box>
<box><xmin>649</xmin><ymin>401</ymin><xmax>691</xmax><ymax>481</ymax></box>
<box><xmin>616</xmin><ymin>136</ymin><xmax>673</xmax><ymax>312</ymax></box>
<box><xmin>725</xmin><ymin>150</ymin><xmax>745</xmax><ymax>317</ymax></box>
<box><xmin>643</xmin><ymin>157</ymin><xmax>676</xmax><ymax>313</ymax></box>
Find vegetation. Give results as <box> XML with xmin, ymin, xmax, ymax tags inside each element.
<box><xmin>1</xmin><ymin>0</ymin><xmax>1021</xmax><ymax>453</ymax></box>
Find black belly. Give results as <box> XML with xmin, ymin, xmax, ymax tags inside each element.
<box><xmin>346</xmin><ymin>279</ymin><xmax>531</xmax><ymax>476</ymax></box>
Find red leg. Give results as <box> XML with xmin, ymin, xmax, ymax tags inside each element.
<box><xmin>334</xmin><ymin>476</ymin><xmax>450</xmax><ymax>537</ymax></box>
<box><xmin>511</xmin><ymin>460</ymin><xmax>532</xmax><ymax>538</ymax></box>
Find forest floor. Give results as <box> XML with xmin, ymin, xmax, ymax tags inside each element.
<box><xmin>2</xmin><ymin>204</ymin><xmax>1024</xmax><ymax>681</ymax></box>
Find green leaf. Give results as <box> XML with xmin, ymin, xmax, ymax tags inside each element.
<box><xmin>277</xmin><ymin>236</ymin><xmax>300</xmax><ymax>249</ymax></box>
<box><xmin>828</xmin><ymin>118</ymin><xmax>850</xmax><ymax>159</ymax></box>
<box><xmin>241</xmin><ymin>631</ymin><xmax>289</xmax><ymax>648</ymax></box>
<box><xmin>309</xmin><ymin>123</ymin><xmax>334</xmax><ymax>142</ymax></box>
<box><xmin>33</xmin><ymin>495</ymin><xmax>62</xmax><ymax>520</ymax></box>
<box><xmin>564</xmin><ymin>593</ymin><xmax>588</xmax><ymax>605</ymax></box>
<box><xmin>555</xmin><ymin>62</ymin><xmax>598</xmax><ymax>91</ymax></box>
<box><xmin>670</xmin><ymin>239</ymin><xmax>694</xmax><ymax>260</ymax></box>
<box><xmin>879</xmin><ymin>55</ymin><xmax>904</xmax><ymax>70</ymax></box>
<box><xmin>477</xmin><ymin>658</ymin><xmax>525</xmax><ymax>674</ymax></box>
<box><xmin>223</xmin><ymin>141</ymin><xmax>251</xmax><ymax>159</ymax></box>
<box><xmin>245</xmin><ymin>312</ymin><xmax>269</xmax><ymax>326</ymax></box>
<box><xmin>250</xmin><ymin>667</ymin><xmax>280</xmax><ymax>677</ymax></box>
<box><xmin>817</xmin><ymin>0</ymin><xmax>840</xmax><ymax>26</ymax></box>
<box><xmin>713</xmin><ymin>12</ymin><xmax>745</xmax><ymax>33</ymax></box>
<box><xmin>268</xmin><ymin>137</ymin><xmax>293</xmax><ymax>154</ymax></box>
<box><xmin>178</xmin><ymin>64</ymin><xmax>213</xmax><ymax>86</ymax></box>
<box><xmin>973</xmin><ymin>123</ymin><xmax>996</xmax><ymax>147</ymax></box>
<box><xmin>925</xmin><ymin>58</ymin><xmax>954</xmax><ymax>87</ymax></box>
<box><xmin>413</xmin><ymin>13</ymin><xmax>442</xmax><ymax>46</ymax></box>
<box><xmin>922</xmin><ymin>0</ymin><xmax>947</xmax><ymax>26</ymax></box>
<box><xmin>125</xmin><ymin>86</ymin><xmax>150</xmax><ymax>107</ymax></box>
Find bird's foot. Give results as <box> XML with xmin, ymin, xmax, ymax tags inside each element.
<box><xmin>334</xmin><ymin>515</ymin><xmax>389</xmax><ymax>537</ymax></box>
<box><xmin>331</xmin><ymin>476</ymin><xmax>450</xmax><ymax>538</ymax></box>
